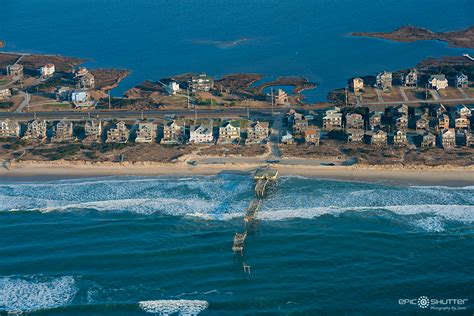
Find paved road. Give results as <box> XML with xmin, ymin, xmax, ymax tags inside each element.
<box><xmin>14</xmin><ymin>91</ymin><xmax>31</xmax><ymax>113</ymax></box>
<box><xmin>361</xmin><ymin>97</ymin><xmax>474</xmax><ymax>106</ymax></box>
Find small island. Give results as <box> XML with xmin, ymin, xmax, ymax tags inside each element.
<box><xmin>352</xmin><ymin>25</ymin><xmax>474</xmax><ymax>49</ymax></box>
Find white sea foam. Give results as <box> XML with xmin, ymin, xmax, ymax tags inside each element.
<box><xmin>258</xmin><ymin>204</ymin><xmax>474</xmax><ymax>224</ymax></box>
<box><xmin>0</xmin><ymin>276</ymin><xmax>76</xmax><ymax>313</ymax></box>
<box><xmin>414</xmin><ymin>217</ymin><xmax>445</xmax><ymax>232</ymax></box>
<box><xmin>139</xmin><ymin>300</ymin><xmax>208</xmax><ymax>315</ymax></box>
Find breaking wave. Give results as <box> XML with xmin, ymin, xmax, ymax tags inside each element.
<box><xmin>139</xmin><ymin>300</ymin><xmax>209</xmax><ymax>315</ymax></box>
<box><xmin>0</xmin><ymin>276</ymin><xmax>76</xmax><ymax>313</ymax></box>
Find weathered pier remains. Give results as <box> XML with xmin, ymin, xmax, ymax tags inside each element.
<box><xmin>232</xmin><ymin>168</ymin><xmax>279</xmax><ymax>273</ymax></box>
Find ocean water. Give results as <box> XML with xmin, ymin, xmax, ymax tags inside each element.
<box><xmin>1</xmin><ymin>0</ymin><xmax>473</xmax><ymax>101</ymax></box>
<box><xmin>0</xmin><ymin>175</ymin><xmax>473</xmax><ymax>314</ymax></box>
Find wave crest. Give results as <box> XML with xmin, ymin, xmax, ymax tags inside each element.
<box><xmin>139</xmin><ymin>299</ymin><xmax>209</xmax><ymax>315</ymax></box>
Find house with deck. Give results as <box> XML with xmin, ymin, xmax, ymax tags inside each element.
<box><xmin>0</xmin><ymin>88</ymin><xmax>11</xmax><ymax>100</ymax></box>
<box><xmin>416</xmin><ymin>117</ymin><xmax>429</xmax><ymax>131</ymax></box>
<box><xmin>345</xmin><ymin>113</ymin><xmax>364</xmax><ymax>130</ymax></box>
<box><xmin>7</xmin><ymin>64</ymin><xmax>23</xmax><ymax>78</ymax></box>
<box><xmin>162</xmin><ymin>120</ymin><xmax>186</xmax><ymax>145</ymax></box>
<box><xmin>23</xmin><ymin>119</ymin><xmax>47</xmax><ymax>141</ymax></box>
<box><xmin>421</xmin><ymin>133</ymin><xmax>437</xmax><ymax>148</ymax></box>
<box><xmin>40</xmin><ymin>63</ymin><xmax>55</xmax><ymax>78</ymax></box>
<box><xmin>246</xmin><ymin>121</ymin><xmax>269</xmax><ymax>144</ymax></box>
<box><xmin>83</xmin><ymin>120</ymin><xmax>102</xmax><ymax>143</ymax></box>
<box><xmin>267</xmin><ymin>88</ymin><xmax>289</xmax><ymax>106</ymax></box>
<box><xmin>281</xmin><ymin>131</ymin><xmax>294</xmax><ymax>144</ymax></box>
<box><xmin>403</xmin><ymin>69</ymin><xmax>418</xmax><ymax>87</ymax></box>
<box><xmin>135</xmin><ymin>122</ymin><xmax>157</xmax><ymax>143</ymax></box>
<box><xmin>455</xmin><ymin>73</ymin><xmax>468</xmax><ymax>89</ymax></box>
<box><xmin>219</xmin><ymin>121</ymin><xmax>241</xmax><ymax>144</ymax></box>
<box><xmin>351</xmin><ymin>77</ymin><xmax>364</xmax><ymax>92</ymax></box>
<box><xmin>375</xmin><ymin>71</ymin><xmax>392</xmax><ymax>90</ymax></box>
<box><xmin>428</xmin><ymin>74</ymin><xmax>448</xmax><ymax>90</ymax></box>
<box><xmin>393</xmin><ymin>130</ymin><xmax>408</xmax><ymax>147</ymax></box>
<box><xmin>440</xmin><ymin>129</ymin><xmax>456</xmax><ymax>149</ymax></box>
<box><xmin>166</xmin><ymin>81</ymin><xmax>180</xmax><ymax>95</ymax></box>
<box><xmin>52</xmin><ymin>120</ymin><xmax>74</xmax><ymax>142</ymax></box>
<box><xmin>323</xmin><ymin>107</ymin><xmax>342</xmax><ymax>130</ymax></box>
<box><xmin>438</xmin><ymin>113</ymin><xmax>450</xmax><ymax>130</ymax></box>
<box><xmin>189</xmin><ymin>73</ymin><xmax>214</xmax><ymax>92</ymax></box>
<box><xmin>0</xmin><ymin>119</ymin><xmax>20</xmax><ymax>138</ymax></box>
<box><xmin>190</xmin><ymin>122</ymin><xmax>214</xmax><ymax>143</ymax></box>
<box><xmin>106</xmin><ymin>121</ymin><xmax>129</xmax><ymax>143</ymax></box>
<box><xmin>396</xmin><ymin>115</ymin><xmax>408</xmax><ymax>131</ymax></box>
<box><xmin>455</xmin><ymin>117</ymin><xmax>470</xmax><ymax>130</ymax></box>
<box><xmin>465</xmin><ymin>131</ymin><xmax>474</xmax><ymax>147</ymax></box>
<box><xmin>304</xmin><ymin>128</ymin><xmax>320</xmax><ymax>145</ymax></box>
<box><xmin>369</xmin><ymin>112</ymin><xmax>382</xmax><ymax>130</ymax></box>
<box><xmin>347</xmin><ymin>129</ymin><xmax>365</xmax><ymax>143</ymax></box>
<box><xmin>370</xmin><ymin>130</ymin><xmax>387</xmax><ymax>147</ymax></box>
<box><xmin>454</xmin><ymin>104</ymin><xmax>471</xmax><ymax>118</ymax></box>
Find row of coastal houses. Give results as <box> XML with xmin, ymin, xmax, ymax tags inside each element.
<box><xmin>350</xmin><ymin>69</ymin><xmax>469</xmax><ymax>92</ymax></box>
<box><xmin>0</xmin><ymin>118</ymin><xmax>270</xmax><ymax>145</ymax></box>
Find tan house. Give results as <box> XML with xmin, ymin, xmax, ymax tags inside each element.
<box><xmin>438</xmin><ymin>114</ymin><xmax>450</xmax><ymax>130</ymax></box>
<box><xmin>293</xmin><ymin>117</ymin><xmax>309</xmax><ymax>134</ymax></box>
<box><xmin>347</xmin><ymin>129</ymin><xmax>365</xmax><ymax>143</ymax></box>
<box><xmin>465</xmin><ymin>131</ymin><xmax>474</xmax><ymax>147</ymax></box>
<box><xmin>189</xmin><ymin>73</ymin><xmax>214</xmax><ymax>92</ymax></box>
<box><xmin>345</xmin><ymin>113</ymin><xmax>364</xmax><ymax>130</ymax></box>
<box><xmin>83</xmin><ymin>120</ymin><xmax>102</xmax><ymax>143</ymax></box>
<box><xmin>52</xmin><ymin>120</ymin><xmax>74</xmax><ymax>142</ymax></box>
<box><xmin>281</xmin><ymin>131</ymin><xmax>294</xmax><ymax>144</ymax></box>
<box><xmin>351</xmin><ymin>77</ymin><xmax>364</xmax><ymax>92</ymax></box>
<box><xmin>393</xmin><ymin>130</ymin><xmax>408</xmax><ymax>146</ymax></box>
<box><xmin>23</xmin><ymin>120</ymin><xmax>47</xmax><ymax>141</ymax></box>
<box><xmin>428</xmin><ymin>74</ymin><xmax>448</xmax><ymax>90</ymax></box>
<box><xmin>267</xmin><ymin>89</ymin><xmax>289</xmax><ymax>105</ymax></box>
<box><xmin>370</xmin><ymin>130</ymin><xmax>387</xmax><ymax>147</ymax></box>
<box><xmin>135</xmin><ymin>122</ymin><xmax>157</xmax><ymax>143</ymax></box>
<box><xmin>161</xmin><ymin>120</ymin><xmax>186</xmax><ymax>145</ymax></box>
<box><xmin>416</xmin><ymin>117</ymin><xmax>429</xmax><ymax>131</ymax></box>
<box><xmin>0</xmin><ymin>88</ymin><xmax>12</xmax><ymax>100</ymax></box>
<box><xmin>7</xmin><ymin>64</ymin><xmax>23</xmax><ymax>78</ymax></box>
<box><xmin>376</xmin><ymin>71</ymin><xmax>392</xmax><ymax>90</ymax></box>
<box><xmin>219</xmin><ymin>121</ymin><xmax>241</xmax><ymax>144</ymax></box>
<box><xmin>75</xmin><ymin>68</ymin><xmax>95</xmax><ymax>89</ymax></box>
<box><xmin>369</xmin><ymin>112</ymin><xmax>382</xmax><ymax>130</ymax></box>
<box><xmin>421</xmin><ymin>133</ymin><xmax>436</xmax><ymax>148</ymax></box>
<box><xmin>106</xmin><ymin>121</ymin><xmax>129</xmax><ymax>143</ymax></box>
<box><xmin>0</xmin><ymin>119</ymin><xmax>20</xmax><ymax>138</ymax></box>
<box><xmin>455</xmin><ymin>117</ymin><xmax>470</xmax><ymax>130</ymax></box>
<box><xmin>395</xmin><ymin>104</ymin><xmax>409</xmax><ymax>117</ymax></box>
<box><xmin>441</xmin><ymin>129</ymin><xmax>456</xmax><ymax>149</ymax></box>
<box><xmin>323</xmin><ymin>107</ymin><xmax>342</xmax><ymax>130</ymax></box>
<box><xmin>40</xmin><ymin>63</ymin><xmax>55</xmax><ymax>77</ymax></box>
<box><xmin>396</xmin><ymin>116</ymin><xmax>408</xmax><ymax>130</ymax></box>
<box><xmin>304</xmin><ymin>128</ymin><xmax>320</xmax><ymax>145</ymax></box>
<box><xmin>246</xmin><ymin>121</ymin><xmax>269</xmax><ymax>144</ymax></box>
<box><xmin>454</xmin><ymin>104</ymin><xmax>471</xmax><ymax>118</ymax></box>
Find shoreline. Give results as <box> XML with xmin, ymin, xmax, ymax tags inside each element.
<box><xmin>2</xmin><ymin>161</ymin><xmax>474</xmax><ymax>187</ymax></box>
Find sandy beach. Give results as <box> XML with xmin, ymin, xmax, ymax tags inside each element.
<box><xmin>1</xmin><ymin>160</ymin><xmax>474</xmax><ymax>187</ymax></box>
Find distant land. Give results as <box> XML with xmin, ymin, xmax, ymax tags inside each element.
<box><xmin>352</xmin><ymin>25</ymin><xmax>474</xmax><ymax>49</ymax></box>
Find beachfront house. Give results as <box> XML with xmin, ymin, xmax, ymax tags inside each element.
<box><xmin>455</xmin><ymin>73</ymin><xmax>468</xmax><ymax>89</ymax></box>
<box><xmin>267</xmin><ymin>88</ymin><xmax>289</xmax><ymax>106</ymax></box>
<box><xmin>393</xmin><ymin>130</ymin><xmax>408</xmax><ymax>147</ymax></box>
<box><xmin>323</xmin><ymin>107</ymin><xmax>342</xmax><ymax>130</ymax></box>
<box><xmin>218</xmin><ymin>121</ymin><xmax>241</xmax><ymax>144</ymax></box>
<box><xmin>293</xmin><ymin>116</ymin><xmax>309</xmax><ymax>134</ymax></box>
<box><xmin>421</xmin><ymin>133</ymin><xmax>436</xmax><ymax>148</ymax></box>
<box><xmin>345</xmin><ymin>113</ymin><xmax>364</xmax><ymax>130</ymax></box>
<box><xmin>428</xmin><ymin>74</ymin><xmax>448</xmax><ymax>90</ymax></box>
<box><xmin>189</xmin><ymin>122</ymin><xmax>214</xmax><ymax>143</ymax></box>
<box><xmin>161</xmin><ymin>120</ymin><xmax>186</xmax><ymax>145</ymax></box>
<box><xmin>106</xmin><ymin>121</ymin><xmax>129</xmax><ymax>143</ymax></box>
<box><xmin>189</xmin><ymin>73</ymin><xmax>214</xmax><ymax>92</ymax></box>
<box><xmin>0</xmin><ymin>88</ymin><xmax>12</xmax><ymax>100</ymax></box>
<box><xmin>52</xmin><ymin>120</ymin><xmax>74</xmax><ymax>142</ymax></box>
<box><xmin>40</xmin><ymin>63</ymin><xmax>55</xmax><ymax>78</ymax></box>
<box><xmin>465</xmin><ymin>131</ymin><xmax>474</xmax><ymax>147</ymax></box>
<box><xmin>7</xmin><ymin>64</ymin><xmax>24</xmax><ymax>78</ymax></box>
<box><xmin>71</xmin><ymin>90</ymin><xmax>94</xmax><ymax>108</ymax></box>
<box><xmin>135</xmin><ymin>122</ymin><xmax>157</xmax><ymax>143</ymax></box>
<box><xmin>0</xmin><ymin>119</ymin><xmax>20</xmax><ymax>138</ymax></box>
<box><xmin>166</xmin><ymin>81</ymin><xmax>180</xmax><ymax>95</ymax></box>
<box><xmin>403</xmin><ymin>69</ymin><xmax>418</xmax><ymax>87</ymax></box>
<box><xmin>23</xmin><ymin>119</ymin><xmax>47</xmax><ymax>141</ymax></box>
<box><xmin>369</xmin><ymin>112</ymin><xmax>382</xmax><ymax>130</ymax></box>
<box><xmin>347</xmin><ymin>129</ymin><xmax>365</xmax><ymax>144</ymax></box>
<box><xmin>351</xmin><ymin>77</ymin><xmax>364</xmax><ymax>93</ymax></box>
<box><xmin>395</xmin><ymin>104</ymin><xmax>409</xmax><ymax>117</ymax></box>
<box><xmin>304</xmin><ymin>128</ymin><xmax>320</xmax><ymax>145</ymax></box>
<box><xmin>83</xmin><ymin>120</ymin><xmax>102</xmax><ymax>143</ymax></box>
<box><xmin>246</xmin><ymin>121</ymin><xmax>269</xmax><ymax>144</ymax></box>
<box><xmin>370</xmin><ymin>130</ymin><xmax>387</xmax><ymax>147</ymax></box>
<box><xmin>375</xmin><ymin>71</ymin><xmax>392</xmax><ymax>90</ymax></box>
<box><xmin>441</xmin><ymin>129</ymin><xmax>456</xmax><ymax>149</ymax></box>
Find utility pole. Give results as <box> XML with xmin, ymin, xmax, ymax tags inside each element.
<box><xmin>108</xmin><ymin>91</ymin><xmax>111</xmax><ymax>109</ymax></box>
<box><xmin>187</xmin><ymin>87</ymin><xmax>190</xmax><ymax>109</ymax></box>
<box><xmin>271</xmin><ymin>87</ymin><xmax>274</xmax><ymax>115</ymax></box>
<box><xmin>141</xmin><ymin>110</ymin><xmax>144</xmax><ymax>120</ymax></box>
<box><xmin>247</xmin><ymin>106</ymin><xmax>250</xmax><ymax>120</ymax></box>
<box><xmin>345</xmin><ymin>86</ymin><xmax>348</xmax><ymax>107</ymax></box>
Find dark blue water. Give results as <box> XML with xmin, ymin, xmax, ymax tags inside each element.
<box><xmin>0</xmin><ymin>175</ymin><xmax>473</xmax><ymax>314</ymax></box>
<box><xmin>1</xmin><ymin>0</ymin><xmax>473</xmax><ymax>101</ymax></box>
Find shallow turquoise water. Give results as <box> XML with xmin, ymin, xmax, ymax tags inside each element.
<box><xmin>0</xmin><ymin>175</ymin><xmax>473</xmax><ymax>314</ymax></box>
<box><xmin>1</xmin><ymin>0</ymin><xmax>473</xmax><ymax>101</ymax></box>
